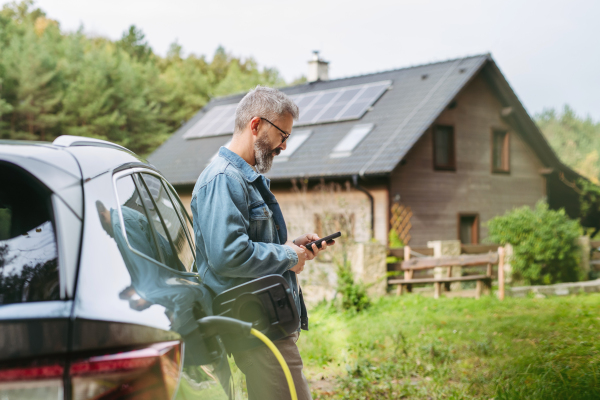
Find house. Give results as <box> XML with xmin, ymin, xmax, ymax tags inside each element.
<box><xmin>149</xmin><ymin>53</ymin><xmax>583</xmax><ymax>247</ymax></box>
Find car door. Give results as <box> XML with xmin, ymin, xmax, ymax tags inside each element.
<box><xmin>117</xmin><ymin>169</ymin><xmax>240</xmax><ymax>398</ymax></box>
<box><xmin>73</xmin><ymin>166</ymin><xmax>238</xmax><ymax>400</ymax></box>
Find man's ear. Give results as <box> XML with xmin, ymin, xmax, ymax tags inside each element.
<box><xmin>249</xmin><ymin>117</ymin><xmax>261</xmax><ymax>137</ymax></box>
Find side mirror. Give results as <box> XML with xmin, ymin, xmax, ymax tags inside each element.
<box><xmin>212</xmin><ymin>275</ymin><xmax>299</xmax><ymax>352</ymax></box>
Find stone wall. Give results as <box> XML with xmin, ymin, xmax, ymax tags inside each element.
<box><xmin>299</xmin><ymin>242</ymin><xmax>387</xmax><ymax>305</ymax></box>
<box><xmin>273</xmin><ymin>181</ymin><xmax>388</xmax><ymax>245</ymax></box>
<box><xmin>509</xmin><ymin>279</ymin><xmax>600</xmax><ymax>298</ymax></box>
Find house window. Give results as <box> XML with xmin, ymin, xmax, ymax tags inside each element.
<box><xmin>458</xmin><ymin>214</ymin><xmax>479</xmax><ymax>244</ymax></box>
<box><xmin>433</xmin><ymin>125</ymin><xmax>455</xmax><ymax>170</ymax></box>
<box><xmin>492</xmin><ymin>130</ymin><xmax>510</xmax><ymax>173</ymax></box>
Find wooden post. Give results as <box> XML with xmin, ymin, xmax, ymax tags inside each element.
<box><xmin>445</xmin><ymin>265</ymin><xmax>453</xmax><ymax>292</ymax></box>
<box><xmin>396</xmin><ymin>279</ymin><xmax>403</xmax><ymax>295</ymax></box>
<box><xmin>475</xmin><ymin>280</ymin><xmax>482</xmax><ymax>299</ymax></box>
<box><xmin>434</xmin><ymin>282</ymin><xmax>441</xmax><ymax>299</ymax></box>
<box><xmin>397</xmin><ymin>246</ymin><xmax>411</xmax><ymax>295</ymax></box>
<box><xmin>405</xmin><ymin>246</ymin><xmax>413</xmax><ymax>293</ymax></box>
<box><xmin>498</xmin><ymin>247</ymin><xmax>505</xmax><ymax>301</ymax></box>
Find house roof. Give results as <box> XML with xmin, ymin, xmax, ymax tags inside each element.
<box><xmin>149</xmin><ymin>54</ymin><xmax>575</xmax><ymax>185</ymax></box>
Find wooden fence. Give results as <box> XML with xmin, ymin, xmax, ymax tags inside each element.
<box><xmin>387</xmin><ymin>244</ymin><xmax>506</xmax><ymax>299</ymax></box>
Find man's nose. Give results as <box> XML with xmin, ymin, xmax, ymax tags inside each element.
<box><xmin>279</xmin><ymin>140</ymin><xmax>287</xmax><ymax>151</ymax></box>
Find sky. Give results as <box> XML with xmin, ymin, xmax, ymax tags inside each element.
<box><xmin>8</xmin><ymin>0</ymin><xmax>600</xmax><ymax>120</ymax></box>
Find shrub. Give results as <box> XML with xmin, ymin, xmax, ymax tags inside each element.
<box><xmin>336</xmin><ymin>258</ymin><xmax>370</xmax><ymax>312</ymax></box>
<box><xmin>487</xmin><ymin>201</ymin><xmax>583</xmax><ymax>285</ymax></box>
<box><xmin>388</xmin><ymin>229</ymin><xmax>404</xmax><ymax>248</ymax></box>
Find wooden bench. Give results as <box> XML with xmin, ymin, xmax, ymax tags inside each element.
<box><xmin>388</xmin><ymin>246</ymin><xmax>505</xmax><ymax>299</ymax></box>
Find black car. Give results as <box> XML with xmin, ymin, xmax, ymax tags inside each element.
<box><xmin>0</xmin><ymin>136</ymin><xmax>263</xmax><ymax>400</ymax></box>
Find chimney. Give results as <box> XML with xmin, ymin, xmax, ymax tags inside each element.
<box><xmin>307</xmin><ymin>51</ymin><xmax>329</xmax><ymax>82</ymax></box>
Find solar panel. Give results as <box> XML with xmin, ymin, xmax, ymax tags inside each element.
<box><xmin>183</xmin><ymin>104</ymin><xmax>237</xmax><ymax>139</ymax></box>
<box><xmin>298</xmin><ymin>91</ymin><xmax>339</xmax><ymax>124</ymax></box>
<box><xmin>337</xmin><ymin>82</ymin><xmax>390</xmax><ymax>121</ymax></box>
<box><xmin>183</xmin><ymin>80</ymin><xmax>391</xmax><ymax>139</ymax></box>
<box><xmin>315</xmin><ymin>87</ymin><xmax>362</xmax><ymax>122</ymax></box>
<box><xmin>296</xmin><ymin>80</ymin><xmax>390</xmax><ymax>125</ymax></box>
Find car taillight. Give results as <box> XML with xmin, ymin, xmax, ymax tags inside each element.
<box><xmin>70</xmin><ymin>341</ymin><xmax>183</xmax><ymax>400</ymax></box>
<box><xmin>0</xmin><ymin>363</ymin><xmax>65</xmax><ymax>399</ymax></box>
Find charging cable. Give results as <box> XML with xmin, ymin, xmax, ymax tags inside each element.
<box><xmin>198</xmin><ymin>316</ymin><xmax>298</xmax><ymax>400</ymax></box>
<box><xmin>249</xmin><ymin>328</ymin><xmax>297</xmax><ymax>400</ymax></box>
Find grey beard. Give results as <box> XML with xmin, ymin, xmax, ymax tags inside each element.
<box><xmin>254</xmin><ymin>134</ymin><xmax>276</xmax><ymax>174</ymax></box>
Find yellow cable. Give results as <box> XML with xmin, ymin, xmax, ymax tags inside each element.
<box><xmin>249</xmin><ymin>328</ymin><xmax>298</xmax><ymax>400</ymax></box>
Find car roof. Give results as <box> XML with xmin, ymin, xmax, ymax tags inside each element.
<box><xmin>0</xmin><ymin>136</ymin><xmax>155</xmax><ymax>181</ymax></box>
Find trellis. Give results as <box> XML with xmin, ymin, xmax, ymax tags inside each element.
<box><xmin>390</xmin><ymin>203</ymin><xmax>412</xmax><ymax>244</ymax></box>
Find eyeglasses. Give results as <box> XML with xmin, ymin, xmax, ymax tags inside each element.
<box><xmin>260</xmin><ymin>118</ymin><xmax>290</xmax><ymax>144</ymax></box>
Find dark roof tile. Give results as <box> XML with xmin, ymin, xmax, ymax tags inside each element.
<box><xmin>149</xmin><ymin>55</ymin><xmax>489</xmax><ymax>183</ymax></box>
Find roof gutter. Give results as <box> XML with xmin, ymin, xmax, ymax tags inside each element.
<box><xmin>352</xmin><ymin>175</ymin><xmax>374</xmax><ymax>237</ymax></box>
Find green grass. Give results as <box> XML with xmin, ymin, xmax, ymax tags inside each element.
<box><xmin>298</xmin><ymin>293</ymin><xmax>600</xmax><ymax>399</ymax></box>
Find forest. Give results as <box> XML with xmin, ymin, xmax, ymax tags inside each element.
<box><xmin>0</xmin><ymin>1</ymin><xmax>286</xmax><ymax>155</ymax></box>
<box><xmin>1</xmin><ymin>0</ymin><xmax>599</xmax><ymax>182</ymax></box>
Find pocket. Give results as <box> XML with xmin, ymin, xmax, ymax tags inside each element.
<box><xmin>249</xmin><ymin>204</ymin><xmax>274</xmax><ymax>242</ymax></box>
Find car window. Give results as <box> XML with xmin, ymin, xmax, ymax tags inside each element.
<box><xmin>136</xmin><ymin>173</ymin><xmax>195</xmax><ymax>272</ymax></box>
<box><xmin>0</xmin><ymin>163</ymin><xmax>60</xmax><ymax>305</ymax></box>
<box><xmin>114</xmin><ymin>175</ymin><xmax>163</xmax><ymax>262</ymax></box>
<box><xmin>163</xmin><ymin>183</ymin><xmax>195</xmax><ymax>252</ymax></box>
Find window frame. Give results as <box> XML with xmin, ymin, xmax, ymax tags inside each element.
<box><xmin>136</xmin><ymin>173</ymin><xmax>196</xmax><ymax>272</ymax></box>
<box><xmin>112</xmin><ymin>168</ymin><xmax>198</xmax><ymax>277</ymax></box>
<box><xmin>491</xmin><ymin>129</ymin><xmax>510</xmax><ymax>174</ymax></box>
<box><xmin>432</xmin><ymin>125</ymin><xmax>456</xmax><ymax>171</ymax></box>
<box><xmin>457</xmin><ymin>213</ymin><xmax>479</xmax><ymax>244</ymax></box>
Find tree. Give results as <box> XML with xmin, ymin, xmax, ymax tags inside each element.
<box><xmin>117</xmin><ymin>25</ymin><xmax>153</xmax><ymax>63</ymax></box>
<box><xmin>0</xmin><ymin>1</ymin><xmax>290</xmax><ymax>155</ymax></box>
<box><xmin>536</xmin><ymin>106</ymin><xmax>600</xmax><ymax>184</ymax></box>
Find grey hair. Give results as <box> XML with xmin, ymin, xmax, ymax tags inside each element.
<box><xmin>234</xmin><ymin>86</ymin><xmax>299</xmax><ymax>134</ymax></box>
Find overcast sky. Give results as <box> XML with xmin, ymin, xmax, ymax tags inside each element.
<box><xmin>9</xmin><ymin>0</ymin><xmax>600</xmax><ymax>119</ymax></box>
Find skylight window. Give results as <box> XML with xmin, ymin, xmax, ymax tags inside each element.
<box><xmin>330</xmin><ymin>124</ymin><xmax>374</xmax><ymax>158</ymax></box>
<box><xmin>273</xmin><ymin>130</ymin><xmax>312</xmax><ymax>163</ymax></box>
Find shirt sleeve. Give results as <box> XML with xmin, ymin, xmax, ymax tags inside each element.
<box><xmin>194</xmin><ymin>173</ymin><xmax>298</xmax><ymax>279</ymax></box>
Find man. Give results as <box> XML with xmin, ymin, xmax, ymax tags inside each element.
<box><xmin>191</xmin><ymin>86</ymin><xmax>331</xmax><ymax>400</ymax></box>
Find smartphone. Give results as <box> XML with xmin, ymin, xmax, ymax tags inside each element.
<box><xmin>304</xmin><ymin>231</ymin><xmax>341</xmax><ymax>252</ymax></box>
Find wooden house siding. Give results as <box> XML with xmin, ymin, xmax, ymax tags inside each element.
<box><xmin>389</xmin><ymin>73</ymin><xmax>546</xmax><ymax>246</ymax></box>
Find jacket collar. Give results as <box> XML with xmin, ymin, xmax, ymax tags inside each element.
<box><xmin>218</xmin><ymin>147</ymin><xmax>261</xmax><ymax>183</ymax></box>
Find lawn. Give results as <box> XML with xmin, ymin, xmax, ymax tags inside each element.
<box><xmin>298</xmin><ymin>293</ymin><xmax>600</xmax><ymax>399</ymax></box>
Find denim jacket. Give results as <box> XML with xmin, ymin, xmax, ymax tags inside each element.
<box><xmin>191</xmin><ymin>147</ymin><xmax>308</xmax><ymax>331</ymax></box>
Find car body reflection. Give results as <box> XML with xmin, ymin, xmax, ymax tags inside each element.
<box><xmin>96</xmin><ymin>200</ymin><xmax>234</xmax><ymax>399</ymax></box>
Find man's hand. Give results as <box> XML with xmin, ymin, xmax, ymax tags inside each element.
<box><xmin>285</xmin><ymin>240</ymin><xmax>307</xmax><ymax>274</ymax></box>
<box><xmin>293</xmin><ymin>233</ymin><xmax>334</xmax><ymax>260</ymax></box>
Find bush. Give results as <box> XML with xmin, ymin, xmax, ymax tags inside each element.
<box><xmin>488</xmin><ymin>201</ymin><xmax>583</xmax><ymax>285</ymax></box>
<box><xmin>336</xmin><ymin>259</ymin><xmax>370</xmax><ymax>312</ymax></box>
<box><xmin>388</xmin><ymin>229</ymin><xmax>404</xmax><ymax>248</ymax></box>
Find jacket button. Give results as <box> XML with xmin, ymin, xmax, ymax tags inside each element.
<box><xmin>276</xmin><ymin>225</ymin><xmax>280</xmax><ymax>230</ymax></box>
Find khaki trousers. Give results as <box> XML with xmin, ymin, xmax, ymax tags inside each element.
<box><xmin>232</xmin><ymin>332</ymin><xmax>312</xmax><ymax>400</ymax></box>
